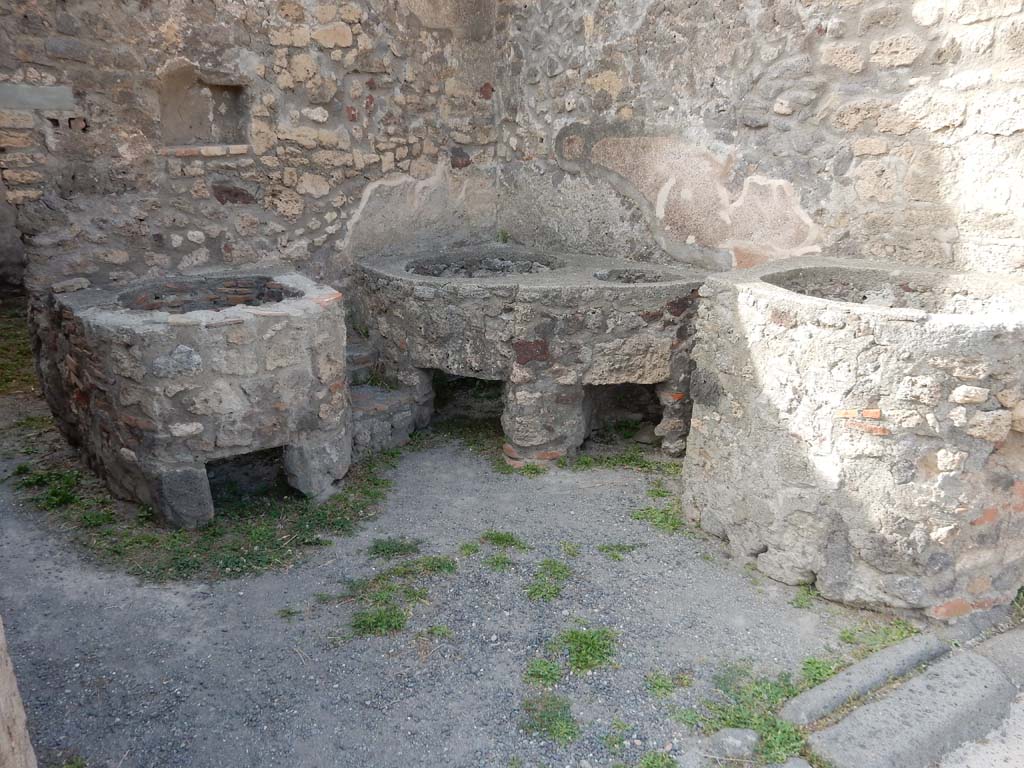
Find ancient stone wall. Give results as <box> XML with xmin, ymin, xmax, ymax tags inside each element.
<box><xmin>5</xmin><ymin>1</ymin><xmax>1024</xmax><ymax>289</ymax></box>
<box><xmin>494</xmin><ymin>0</ymin><xmax>1024</xmax><ymax>274</ymax></box>
<box><xmin>0</xmin><ymin>0</ymin><xmax>499</xmax><ymax>296</ymax></box>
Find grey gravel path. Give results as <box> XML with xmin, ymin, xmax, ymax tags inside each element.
<box><xmin>1</xmin><ymin>440</ymin><xmax>868</xmax><ymax>768</ymax></box>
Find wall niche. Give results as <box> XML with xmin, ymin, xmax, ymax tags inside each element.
<box><xmin>159</xmin><ymin>61</ymin><xmax>248</xmax><ymax>146</ymax></box>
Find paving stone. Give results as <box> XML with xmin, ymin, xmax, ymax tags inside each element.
<box><xmin>974</xmin><ymin>626</ymin><xmax>1024</xmax><ymax>689</ymax></box>
<box><xmin>708</xmin><ymin>727</ymin><xmax>759</xmax><ymax>758</ymax></box>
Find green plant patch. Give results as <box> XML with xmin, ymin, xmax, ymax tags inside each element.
<box><xmin>341</xmin><ymin>549</ymin><xmax>458</xmax><ymax>638</ymax></box>
<box><xmin>839</xmin><ymin>619</ymin><xmax>918</xmax><ymax>658</ymax></box>
<box><xmin>637</xmin><ymin>753</ymin><xmax>677</xmax><ymax>768</ymax></box>
<box><xmin>684</xmin><ymin>664</ymin><xmax>805</xmax><ymax>764</ymax></box>
<box><xmin>426</xmin><ymin>624</ymin><xmax>453</xmax><ymax>639</ymax></box>
<box><xmin>598</xmin><ymin>543</ymin><xmax>645</xmax><ymax>561</ymax></box>
<box><xmin>646</xmin><ymin>480</ymin><xmax>672</xmax><ymax>499</ymax></box>
<box><xmin>552</xmin><ymin>625</ymin><xmax>617</xmax><ymax>672</ymax></box>
<box><xmin>558</xmin><ymin>446</ymin><xmax>681</xmax><ymax>475</ymax></box>
<box><xmin>485</xmin><ymin>552</ymin><xmax>514</xmax><ymax>572</ymax></box>
<box><xmin>520</xmin><ymin>693</ymin><xmax>579</xmax><ymax>745</ymax></box>
<box><xmin>518</xmin><ymin>462</ymin><xmax>548</xmax><ymax>476</ymax></box>
<box><xmin>481</xmin><ymin>530</ymin><xmax>530</xmax><ymax>550</ymax></box>
<box><xmin>602</xmin><ymin>718</ymin><xmax>632</xmax><ymax>754</ymax></box>
<box><xmin>631</xmin><ymin>499</ymin><xmax>692</xmax><ymax>535</ymax></box>
<box><xmin>352</xmin><ymin>604</ymin><xmax>407</xmax><ymax>636</ymax></box>
<box><xmin>14</xmin><ymin>450</ymin><xmax>404</xmax><ymax>582</ymax></box>
<box><xmin>367</xmin><ymin>536</ymin><xmax>421</xmax><ymax>559</ymax></box>
<box><xmin>560</xmin><ymin>541</ymin><xmax>580</xmax><ymax>558</ymax></box>
<box><xmin>524</xmin><ymin>658</ymin><xmax>563</xmax><ymax>687</ymax></box>
<box><xmin>801</xmin><ymin>657</ymin><xmax>847</xmax><ymax>687</ymax></box>
<box><xmin>459</xmin><ymin>541</ymin><xmax>481</xmax><ymax>556</ymax></box>
<box><xmin>791</xmin><ymin>584</ymin><xmax>820</xmax><ymax>609</ymax></box>
<box><xmin>526</xmin><ymin>559</ymin><xmax>573</xmax><ymax>602</ymax></box>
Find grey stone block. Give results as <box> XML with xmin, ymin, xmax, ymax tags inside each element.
<box><xmin>283</xmin><ymin>427</ymin><xmax>352</xmax><ymax>498</ymax></box>
<box><xmin>149</xmin><ymin>466</ymin><xmax>214</xmax><ymax>530</ymax></box>
<box><xmin>974</xmin><ymin>627</ymin><xmax>1024</xmax><ymax>690</ymax></box>
<box><xmin>780</xmin><ymin>633</ymin><xmax>950</xmax><ymax>725</ymax></box>
<box><xmin>808</xmin><ymin>651</ymin><xmax>1017</xmax><ymax>768</ymax></box>
<box><xmin>709</xmin><ymin>727</ymin><xmax>759</xmax><ymax>759</ymax></box>
<box><xmin>0</xmin><ymin>83</ymin><xmax>76</xmax><ymax>110</ymax></box>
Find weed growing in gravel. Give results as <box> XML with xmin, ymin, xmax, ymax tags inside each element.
<box><xmin>526</xmin><ymin>559</ymin><xmax>573</xmax><ymax>601</ymax></box>
<box><xmin>524</xmin><ymin>658</ymin><xmax>563</xmax><ymax>687</ymax></box>
<box><xmin>839</xmin><ymin>619</ymin><xmax>918</xmax><ymax>659</ymax></box>
<box><xmin>560</xmin><ymin>541</ymin><xmax>580</xmax><ymax>558</ymax></box>
<box><xmin>645</xmin><ymin>669</ymin><xmax>692</xmax><ymax>699</ymax></box>
<box><xmin>674</xmin><ymin>661</ymin><xmax>844</xmax><ymax>764</ymax></box>
<box><xmin>552</xmin><ymin>625</ymin><xmax>617</xmax><ymax>672</ymax></box>
<box><xmin>368</xmin><ymin>536</ymin><xmax>421</xmax><ymax>559</ymax></box>
<box><xmin>484</xmin><ymin>552</ymin><xmax>514</xmax><ymax>572</ymax></box>
<box><xmin>341</xmin><ymin>554</ymin><xmax>457</xmax><ymax>637</ymax></box>
<box><xmin>598</xmin><ymin>543</ymin><xmax>645</xmax><ymax>561</ymax></box>
<box><xmin>801</xmin><ymin>657</ymin><xmax>847</xmax><ymax>687</ymax></box>
<box><xmin>520</xmin><ymin>693</ymin><xmax>579</xmax><ymax>745</ymax></box>
<box><xmin>17</xmin><ymin>469</ymin><xmax>83</xmax><ymax>509</ymax></box>
<box><xmin>459</xmin><ymin>541</ymin><xmax>481</xmax><ymax>556</ymax></box>
<box><xmin>13</xmin><ymin>415</ymin><xmax>51</xmax><ymax>432</ymax></box>
<box><xmin>557</xmin><ymin>446</ymin><xmax>681</xmax><ymax>475</ymax></box>
<box><xmin>645</xmin><ymin>671</ymin><xmax>676</xmax><ymax>699</ymax></box>
<box><xmin>277</xmin><ymin>606</ymin><xmax>301</xmax><ymax>621</ymax></box>
<box><xmin>646</xmin><ymin>480</ymin><xmax>672</xmax><ymax>498</ymax></box>
<box><xmin>636</xmin><ymin>753</ymin><xmax>677</xmax><ymax>768</ymax></box>
<box><xmin>631</xmin><ymin>499</ymin><xmax>693</xmax><ymax>535</ymax></box>
<box><xmin>0</xmin><ymin>296</ymin><xmax>35</xmax><ymax>396</ymax></box>
<box><xmin>351</xmin><ymin>604</ymin><xmax>407</xmax><ymax>636</ymax></box>
<box><xmin>791</xmin><ymin>584</ymin><xmax>820</xmax><ymax>609</ymax></box>
<box><xmin>519</xmin><ymin>463</ymin><xmax>548</xmax><ymax>476</ymax></box>
<box><xmin>426</xmin><ymin>624</ymin><xmax>453</xmax><ymax>639</ymax></box>
<box><xmin>481</xmin><ymin>530</ymin><xmax>530</xmax><ymax>550</ymax></box>
<box><xmin>603</xmin><ymin>718</ymin><xmax>632</xmax><ymax>754</ymax></box>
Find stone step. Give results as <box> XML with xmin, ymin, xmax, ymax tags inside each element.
<box><xmin>807</xmin><ymin>628</ymin><xmax>1024</xmax><ymax>768</ymax></box>
<box><xmin>350</xmin><ymin>384</ymin><xmax>418</xmax><ymax>459</ymax></box>
<box><xmin>781</xmin><ymin>634</ymin><xmax>951</xmax><ymax>726</ymax></box>
<box><xmin>346</xmin><ymin>334</ymin><xmax>378</xmax><ymax>386</ymax></box>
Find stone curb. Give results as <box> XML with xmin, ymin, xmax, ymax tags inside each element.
<box><xmin>974</xmin><ymin>625</ymin><xmax>1024</xmax><ymax>689</ymax></box>
<box><xmin>780</xmin><ymin>633</ymin><xmax>950</xmax><ymax>726</ymax></box>
<box><xmin>807</xmin><ymin>650</ymin><xmax>1017</xmax><ymax>768</ymax></box>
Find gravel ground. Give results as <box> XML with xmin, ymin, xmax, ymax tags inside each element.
<box><xmin>0</xmin><ymin>399</ymin><xmax>871</xmax><ymax>768</ymax></box>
